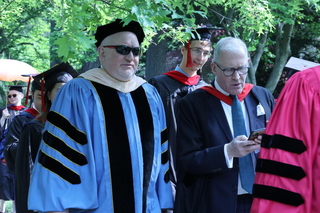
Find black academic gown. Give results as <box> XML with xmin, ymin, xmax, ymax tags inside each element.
<box><xmin>149</xmin><ymin>74</ymin><xmax>208</xmax><ymax>186</ymax></box>
<box><xmin>15</xmin><ymin>120</ymin><xmax>44</xmax><ymax>213</ymax></box>
<box><xmin>0</xmin><ymin>106</ymin><xmax>26</xmax><ymax>201</ymax></box>
<box><xmin>0</xmin><ymin>106</ymin><xmax>26</xmax><ymax>140</ymax></box>
<box><xmin>3</xmin><ymin>110</ymin><xmax>37</xmax><ymax>172</ymax></box>
<box><xmin>174</xmin><ymin>84</ymin><xmax>275</xmax><ymax>213</ymax></box>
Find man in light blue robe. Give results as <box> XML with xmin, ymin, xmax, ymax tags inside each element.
<box><xmin>28</xmin><ymin>19</ymin><xmax>173</xmax><ymax>213</ymax></box>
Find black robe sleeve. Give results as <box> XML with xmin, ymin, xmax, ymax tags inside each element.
<box><xmin>3</xmin><ymin>115</ymin><xmax>35</xmax><ymax>172</ymax></box>
<box><xmin>15</xmin><ymin>121</ymin><xmax>44</xmax><ymax>213</ymax></box>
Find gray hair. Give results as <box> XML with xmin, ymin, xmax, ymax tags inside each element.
<box><xmin>213</xmin><ymin>37</ymin><xmax>249</xmax><ymax>63</ymax></box>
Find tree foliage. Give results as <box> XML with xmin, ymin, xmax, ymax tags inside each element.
<box><xmin>0</xmin><ymin>0</ymin><xmax>319</xmax><ymax>97</ymax></box>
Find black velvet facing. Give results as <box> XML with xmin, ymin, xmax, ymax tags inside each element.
<box><xmin>253</xmin><ymin>184</ymin><xmax>304</xmax><ymax>206</ymax></box>
<box><xmin>38</xmin><ymin>151</ymin><xmax>81</xmax><ymax>184</ymax></box>
<box><xmin>161</xmin><ymin>128</ymin><xmax>169</xmax><ymax>165</ymax></box>
<box><xmin>161</xmin><ymin>128</ymin><xmax>169</xmax><ymax>182</ymax></box>
<box><xmin>261</xmin><ymin>134</ymin><xmax>306</xmax><ymax>154</ymax></box>
<box><xmin>43</xmin><ymin>130</ymin><xmax>88</xmax><ymax>166</ymax></box>
<box><xmin>47</xmin><ymin>111</ymin><xmax>87</xmax><ymax>145</ymax></box>
<box><xmin>256</xmin><ymin>158</ymin><xmax>306</xmax><ymax>180</ymax></box>
<box><xmin>92</xmin><ymin>82</ymin><xmax>135</xmax><ymax>213</ymax></box>
<box><xmin>161</xmin><ymin>128</ymin><xmax>168</xmax><ymax>145</ymax></box>
<box><xmin>131</xmin><ymin>87</ymin><xmax>154</xmax><ymax>213</ymax></box>
<box><xmin>161</xmin><ymin>149</ymin><xmax>169</xmax><ymax>165</ymax></box>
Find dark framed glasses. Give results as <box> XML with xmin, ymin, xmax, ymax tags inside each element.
<box><xmin>8</xmin><ymin>94</ymin><xmax>17</xmax><ymax>98</ymax></box>
<box><xmin>190</xmin><ymin>47</ymin><xmax>212</xmax><ymax>58</ymax></box>
<box><xmin>214</xmin><ymin>62</ymin><xmax>250</xmax><ymax>77</ymax></box>
<box><xmin>103</xmin><ymin>45</ymin><xmax>141</xmax><ymax>56</ymax></box>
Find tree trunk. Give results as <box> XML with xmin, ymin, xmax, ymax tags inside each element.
<box><xmin>79</xmin><ymin>58</ymin><xmax>100</xmax><ymax>74</ymax></box>
<box><xmin>265</xmin><ymin>22</ymin><xmax>295</xmax><ymax>93</ymax></box>
<box><xmin>248</xmin><ymin>32</ymin><xmax>268</xmax><ymax>85</ymax></box>
<box><xmin>0</xmin><ymin>28</ymin><xmax>9</xmax><ymax>58</ymax></box>
<box><xmin>145</xmin><ymin>32</ymin><xmax>167</xmax><ymax>80</ymax></box>
<box><xmin>49</xmin><ymin>20</ymin><xmax>61</xmax><ymax>67</ymax></box>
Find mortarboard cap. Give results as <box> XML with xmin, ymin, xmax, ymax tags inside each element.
<box><xmin>33</xmin><ymin>62</ymin><xmax>79</xmax><ymax>92</ymax></box>
<box><xmin>21</xmin><ymin>73</ymin><xmax>41</xmax><ymax>92</ymax></box>
<box><xmin>94</xmin><ymin>19</ymin><xmax>145</xmax><ymax>47</ymax></box>
<box><xmin>284</xmin><ymin>57</ymin><xmax>320</xmax><ymax>79</ymax></box>
<box><xmin>8</xmin><ymin>85</ymin><xmax>26</xmax><ymax>93</ymax></box>
<box><xmin>285</xmin><ymin>57</ymin><xmax>320</xmax><ymax>71</ymax></box>
<box><xmin>32</xmin><ymin>62</ymin><xmax>78</xmax><ymax>112</ymax></box>
<box><xmin>190</xmin><ymin>26</ymin><xmax>218</xmax><ymax>41</ymax></box>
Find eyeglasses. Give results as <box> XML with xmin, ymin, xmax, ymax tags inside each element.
<box><xmin>190</xmin><ymin>47</ymin><xmax>211</xmax><ymax>58</ymax></box>
<box><xmin>103</xmin><ymin>45</ymin><xmax>141</xmax><ymax>56</ymax></box>
<box><xmin>7</xmin><ymin>94</ymin><xmax>17</xmax><ymax>98</ymax></box>
<box><xmin>214</xmin><ymin>62</ymin><xmax>249</xmax><ymax>77</ymax></box>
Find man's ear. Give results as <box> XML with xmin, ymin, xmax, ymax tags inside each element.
<box><xmin>210</xmin><ymin>60</ymin><xmax>216</xmax><ymax>75</ymax></box>
<box><xmin>181</xmin><ymin>46</ymin><xmax>186</xmax><ymax>56</ymax></box>
<box><xmin>98</xmin><ymin>46</ymin><xmax>105</xmax><ymax>59</ymax></box>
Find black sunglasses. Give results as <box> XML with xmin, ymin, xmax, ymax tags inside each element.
<box><xmin>103</xmin><ymin>45</ymin><xmax>141</xmax><ymax>56</ymax></box>
<box><xmin>8</xmin><ymin>94</ymin><xmax>17</xmax><ymax>98</ymax></box>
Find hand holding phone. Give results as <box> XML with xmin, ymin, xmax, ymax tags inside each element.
<box><xmin>248</xmin><ymin>128</ymin><xmax>266</xmax><ymax>141</ymax></box>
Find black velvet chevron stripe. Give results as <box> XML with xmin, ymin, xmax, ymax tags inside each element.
<box><xmin>160</xmin><ymin>128</ymin><xmax>169</xmax><ymax>180</ymax></box>
<box><xmin>256</xmin><ymin>158</ymin><xmax>306</xmax><ymax>180</ymax></box>
<box><xmin>131</xmin><ymin>86</ymin><xmax>154</xmax><ymax>213</ymax></box>
<box><xmin>161</xmin><ymin>128</ymin><xmax>168</xmax><ymax>145</ymax></box>
<box><xmin>47</xmin><ymin>111</ymin><xmax>87</xmax><ymax>145</ymax></box>
<box><xmin>43</xmin><ymin>130</ymin><xmax>88</xmax><ymax>166</ymax></box>
<box><xmin>253</xmin><ymin>184</ymin><xmax>304</xmax><ymax>206</ymax></box>
<box><xmin>161</xmin><ymin>128</ymin><xmax>169</xmax><ymax>165</ymax></box>
<box><xmin>161</xmin><ymin>149</ymin><xmax>169</xmax><ymax>165</ymax></box>
<box><xmin>38</xmin><ymin>151</ymin><xmax>81</xmax><ymax>184</ymax></box>
<box><xmin>92</xmin><ymin>82</ymin><xmax>135</xmax><ymax>213</ymax></box>
<box><xmin>261</xmin><ymin>134</ymin><xmax>306</xmax><ymax>154</ymax></box>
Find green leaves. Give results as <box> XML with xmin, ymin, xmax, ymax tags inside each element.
<box><xmin>54</xmin><ymin>37</ymin><xmax>70</xmax><ymax>59</ymax></box>
<box><xmin>0</xmin><ymin>0</ymin><xmax>319</xmax><ymax>77</ymax></box>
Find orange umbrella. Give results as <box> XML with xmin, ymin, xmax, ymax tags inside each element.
<box><xmin>0</xmin><ymin>59</ymin><xmax>39</xmax><ymax>82</ymax></box>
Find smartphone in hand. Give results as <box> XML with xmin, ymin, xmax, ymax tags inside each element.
<box><xmin>248</xmin><ymin>128</ymin><xmax>266</xmax><ymax>140</ymax></box>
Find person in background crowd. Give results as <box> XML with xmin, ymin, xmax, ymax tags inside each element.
<box><xmin>0</xmin><ymin>85</ymin><xmax>26</xmax><ymax>213</ymax></box>
<box><xmin>15</xmin><ymin>62</ymin><xmax>78</xmax><ymax>213</ymax></box>
<box><xmin>0</xmin><ymin>86</ymin><xmax>26</xmax><ymax>136</ymax></box>
<box><xmin>3</xmin><ymin>82</ymin><xmax>42</xmax><ymax>173</ymax></box>
<box><xmin>28</xmin><ymin>19</ymin><xmax>173</xmax><ymax>213</ymax></box>
<box><xmin>148</xmin><ymin>26</ymin><xmax>214</xmax><ymax>205</ymax></box>
<box><xmin>174</xmin><ymin>37</ymin><xmax>275</xmax><ymax>213</ymax></box>
<box><xmin>251</xmin><ymin>65</ymin><xmax>320</xmax><ymax>213</ymax></box>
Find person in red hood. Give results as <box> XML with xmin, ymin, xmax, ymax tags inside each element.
<box><xmin>251</xmin><ymin>65</ymin><xmax>320</xmax><ymax>213</ymax></box>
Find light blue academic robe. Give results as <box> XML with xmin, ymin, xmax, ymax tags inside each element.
<box><xmin>28</xmin><ymin>76</ymin><xmax>173</xmax><ymax>213</ymax></box>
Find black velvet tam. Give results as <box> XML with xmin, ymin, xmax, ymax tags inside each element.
<box><xmin>94</xmin><ymin>19</ymin><xmax>145</xmax><ymax>47</ymax></box>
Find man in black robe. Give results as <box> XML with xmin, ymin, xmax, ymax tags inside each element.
<box><xmin>149</xmin><ymin>27</ymin><xmax>219</xmax><ymax>212</ymax></box>
<box><xmin>174</xmin><ymin>37</ymin><xmax>275</xmax><ymax>213</ymax></box>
